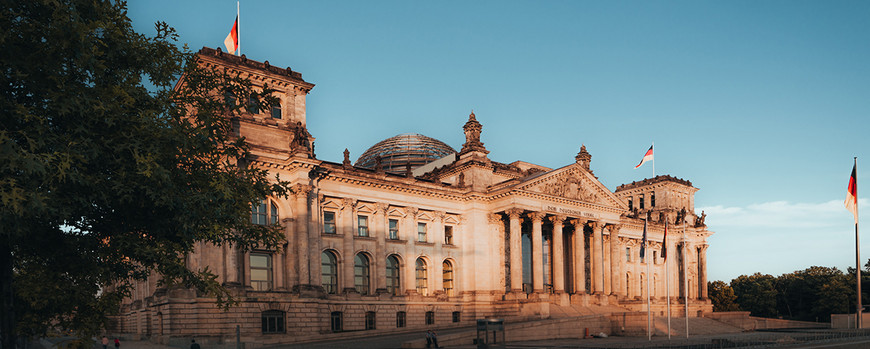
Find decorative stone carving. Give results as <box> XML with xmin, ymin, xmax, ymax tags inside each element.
<box><xmin>505</xmin><ymin>208</ymin><xmax>524</xmax><ymax>219</ymax></box>
<box><xmin>342</xmin><ymin>148</ymin><xmax>351</xmax><ymax>168</ymax></box>
<box><xmin>460</xmin><ymin>111</ymin><xmax>489</xmax><ymax>155</ymax></box>
<box><xmin>534</xmin><ymin>174</ymin><xmax>599</xmax><ymax>202</ymax></box>
<box><xmin>575</xmin><ymin>144</ymin><xmax>592</xmax><ymax>171</ymax></box>
<box><xmin>694</xmin><ymin>210</ymin><xmax>707</xmax><ymax>227</ymax></box>
<box><xmin>527</xmin><ymin>211</ymin><xmax>546</xmax><ymax>223</ymax></box>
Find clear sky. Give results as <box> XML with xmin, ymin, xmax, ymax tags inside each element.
<box><xmin>127</xmin><ymin>0</ymin><xmax>870</xmax><ymax>283</ymax></box>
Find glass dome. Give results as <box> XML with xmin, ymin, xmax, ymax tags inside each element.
<box><xmin>355</xmin><ymin>133</ymin><xmax>456</xmax><ymax>173</ymax></box>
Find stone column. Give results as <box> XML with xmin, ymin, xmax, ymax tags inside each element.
<box><xmin>489</xmin><ymin>213</ymin><xmax>507</xmax><ymax>293</ymax></box>
<box><xmin>607</xmin><ymin>225</ymin><xmax>622</xmax><ymax>297</ymax></box>
<box><xmin>404</xmin><ymin>207</ymin><xmax>418</xmax><ymax>294</ymax></box>
<box><xmin>292</xmin><ymin>184</ymin><xmax>312</xmax><ymax>286</ymax></box>
<box><xmin>529</xmin><ymin>212</ymin><xmax>546</xmax><ymax>293</ymax></box>
<box><xmin>603</xmin><ymin>234</ymin><xmax>611</xmax><ymax>295</ymax></box>
<box><xmin>699</xmin><ymin>244</ymin><xmax>708</xmax><ymax>299</ymax></box>
<box><xmin>506</xmin><ymin>209</ymin><xmax>524</xmax><ymax>293</ymax></box>
<box><xmin>548</xmin><ymin>215</ymin><xmax>566</xmax><ymax>293</ymax></box>
<box><xmin>341</xmin><ymin>198</ymin><xmax>356</xmax><ymax>293</ymax></box>
<box><xmin>374</xmin><ymin>203</ymin><xmax>388</xmax><ymax>293</ymax></box>
<box><xmin>590</xmin><ymin>221</ymin><xmax>603</xmax><ymax>294</ymax></box>
<box><xmin>571</xmin><ymin>219</ymin><xmax>586</xmax><ymax>294</ymax></box>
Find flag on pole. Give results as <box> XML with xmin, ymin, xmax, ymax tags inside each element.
<box><xmin>640</xmin><ymin>218</ymin><xmax>647</xmax><ymax>259</ymax></box>
<box><xmin>846</xmin><ymin>162</ymin><xmax>858</xmax><ymax>224</ymax></box>
<box><xmin>662</xmin><ymin>220</ymin><xmax>668</xmax><ymax>260</ymax></box>
<box><xmin>224</xmin><ymin>16</ymin><xmax>239</xmax><ymax>55</ymax></box>
<box><xmin>635</xmin><ymin>145</ymin><xmax>654</xmax><ymax>169</ymax></box>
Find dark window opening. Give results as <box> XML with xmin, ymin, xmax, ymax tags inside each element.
<box><xmin>365</xmin><ymin>311</ymin><xmax>376</xmax><ymax>330</ymax></box>
<box><xmin>330</xmin><ymin>311</ymin><xmax>343</xmax><ymax>332</ymax></box>
<box><xmin>452</xmin><ymin>311</ymin><xmax>461</xmax><ymax>323</ymax></box>
<box><xmin>396</xmin><ymin>311</ymin><xmax>406</xmax><ymax>328</ymax></box>
<box><xmin>261</xmin><ymin>310</ymin><xmax>285</xmax><ymax>334</ymax></box>
<box><xmin>425</xmin><ymin>311</ymin><xmax>435</xmax><ymax>325</ymax></box>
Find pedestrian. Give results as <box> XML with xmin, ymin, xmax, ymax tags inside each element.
<box><xmin>114</xmin><ymin>338</ymin><xmax>120</xmax><ymax>349</ymax></box>
<box><xmin>101</xmin><ymin>336</ymin><xmax>109</xmax><ymax>349</ymax></box>
<box><xmin>190</xmin><ymin>339</ymin><xmax>200</xmax><ymax>349</ymax></box>
<box><xmin>426</xmin><ymin>330</ymin><xmax>440</xmax><ymax>349</ymax></box>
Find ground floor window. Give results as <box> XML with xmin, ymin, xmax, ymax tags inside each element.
<box><xmin>425</xmin><ymin>311</ymin><xmax>435</xmax><ymax>325</ymax></box>
<box><xmin>330</xmin><ymin>311</ymin><xmax>343</xmax><ymax>332</ymax></box>
<box><xmin>452</xmin><ymin>311</ymin><xmax>461</xmax><ymax>323</ymax></box>
<box><xmin>396</xmin><ymin>311</ymin><xmax>406</xmax><ymax>328</ymax></box>
<box><xmin>261</xmin><ymin>310</ymin><xmax>285</xmax><ymax>334</ymax></box>
<box><xmin>365</xmin><ymin>311</ymin><xmax>376</xmax><ymax>330</ymax></box>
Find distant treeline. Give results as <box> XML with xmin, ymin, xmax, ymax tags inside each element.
<box><xmin>709</xmin><ymin>260</ymin><xmax>870</xmax><ymax>322</ymax></box>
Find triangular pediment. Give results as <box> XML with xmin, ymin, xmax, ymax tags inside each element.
<box><xmin>514</xmin><ymin>164</ymin><xmax>626</xmax><ymax>209</ymax></box>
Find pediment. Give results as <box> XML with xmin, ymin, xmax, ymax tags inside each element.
<box><xmin>515</xmin><ymin>164</ymin><xmax>626</xmax><ymax>209</ymax></box>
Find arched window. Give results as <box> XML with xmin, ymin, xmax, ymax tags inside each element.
<box><xmin>442</xmin><ymin>260</ymin><xmax>454</xmax><ymax>297</ymax></box>
<box><xmin>251</xmin><ymin>199</ymin><xmax>279</xmax><ymax>225</ymax></box>
<box><xmin>271</xmin><ymin>100</ymin><xmax>282</xmax><ymax>119</ymax></box>
<box><xmin>386</xmin><ymin>255</ymin><xmax>401</xmax><ymax>295</ymax></box>
<box><xmin>354</xmin><ymin>253</ymin><xmax>370</xmax><ymax>295</ymax></box>
<box><xmin>321</xmin><ymin>251</ymin><xmax>338</xmax><ymax>294</ymax></box>
<box><xmin>415</xmin><ymin>258</ymin><xmax>428</xmax><ymax>296</ymax></box>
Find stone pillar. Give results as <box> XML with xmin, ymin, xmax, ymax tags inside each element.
<box><xmin>292</xmin><ymin>184</ymin><xmax>312</xmax><ymax>286</ymax></box>
<box><xmin>549</xmin><ymin>215</ymin><xmax>566</xmax><ymax>293</ymax></box>
<box><xmin>341</xmin><ymin>198</ymin><xmax>356</xmax><ymax>293</ymax></box>
<box><xmin>603</xmin><ymin>234</ymin><xmax>611</xmax><ymax>295</ymax></box>
<box><xmin>699</xmin><ymin>244</ymin><xmax>708</xmax><ymax>299</ymax></box>
<box><xmin>571</xmin><ymin>220</ymin><xmax>585</xmax><ymax>294</ymax></box>
<box><xmin>489</xmin><ymin>213</ymin><xmax>507</xmax><ymax>293</ymax></box>
<box><xmin>506</xmin><ymin>209</ymin><xmax>524</xmax><ymax>293</ymax></box>
<box><xmin>404</xmin><ymin>207</ymin><xmax>418</xmax><ymax>294</ymax></box>
<box><xmin>607</xmin><ymin>225</ymin><xmax>622</xmax><ymax>297</ymax></box>
<box><xmin>529</xmin><ymin>212</ymin><xmax>546</xmax><ymax>293</ymax></box>
<box><xmin>374</xmin><ymin>203</ymin><xmax>388</xmax><ymax>293</ymax></box>
<box><xmin>590</xmin><ymin>221</ymin><xmax>603</xmax><ymax>294</ymax></box>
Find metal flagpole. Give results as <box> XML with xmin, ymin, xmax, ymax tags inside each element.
<box><xmin>236</xmin><ymin>1</ymin><xmax>240</xmax><ymax>56</ymax></box>
<box><xmin>652</xmin><ymin>142</ymin><xmax>655</xmax><ymax>179</ymax></box>
<box><xmin>683</xmin><ymin>224</ymin><xmax>689</xmax><ymax>339</ymax></box>
<box><xmin>855</xmin><ymin>157</ymin><xmax>862</xmax><ymax>329</ymax></box>
<box><xmin>666</xmin><ymin>221</ymin><xmax>671</xmax><ymax>340</ymax></box>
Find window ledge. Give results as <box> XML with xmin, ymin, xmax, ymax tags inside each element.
<box><xmin>415</xmin><ymin>241</ymin><xmax>435</xmax><ymax>246</ymax></box>
<box><xmin>354</xmin><ymin>236</ymin><xmax>376</xmax><ymax>241</ymax></box>
<box><xmin>386</xmin><ymin>239</ymin><xmax>407</xmax><ymax>243</ymax></box>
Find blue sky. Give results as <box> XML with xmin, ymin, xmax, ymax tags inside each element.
<box><xmin>127</xmin><ymin>0</ymin><xmax>870</xmax><ymax>283</ymax></box>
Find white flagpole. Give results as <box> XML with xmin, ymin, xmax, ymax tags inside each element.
<box><xmin>666</xmin><ymin>221</ymin><xmax>671</xmax><ymax>340</ymax></box>
<box><xmin>236</xmin><ymin>1</ymin><xmax>240</xmax><ymax>56</ymax></box>
<box><xmin>855</xmin><ymin>157</ymin><xmax>862</xmax><ymax>329</ymax></box>
<box><xmin>652</xmin><ymin>142</ymin><xmax>655</xmax><ymax>179</ymax></box>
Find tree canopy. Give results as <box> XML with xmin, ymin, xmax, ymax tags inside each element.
<box><xmin>1</xmin><ymin>0</ymin><xmax>288</xmax><ymax>346</ymax></box>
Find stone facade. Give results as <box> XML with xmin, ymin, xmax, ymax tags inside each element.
<box><xmin>115</xmin><ymin>47</ymin><xmax>714</xmax><ymax>346</ymax></box>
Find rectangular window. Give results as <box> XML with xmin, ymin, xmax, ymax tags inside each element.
<box><xmin>330</xmin><ymin>311</ymin><xmax>343</xmax><ymax>332</ymax></box>
<box><xmin>417</xmin><ymin>222</ymin><xmax>427</xmax><ymax>242</ymax></box>
<box><xmin>396</xmin><ymin>311</ymin><xmax>406</xmax><ymax>328</ymax></box>
<box><xmin>444</xmin><ymin>226</ymin><xmax>453</xmax><ymax>245</ymax></box>
<box><xmin>628</xmin><ymin>197</ymin><xmax>633</xmax><ymax>211</ymax></box>
<box><xmin>651</xmin><ymin>192</ymin><xmax>656</xmax><ymax>207</ymax></box>
<box><xmin>653</xmin><ymin>251</ymin><xmax>658</xmax><ymax>264</ymax></box>
<box><xmin>261</xmin><ymin>310</ymin><xmax>285</xmax><ymax>334</ymax></box>
<box><xmin>324</xmin><ymin>211</ymin><xmax>336</xmax><ymax>234</ymax></box>
<box><xmin>452</xmin><ymin>311</ymin><xmax>461</xmax><ymax>323</ymax></box>
<box><xmin>425</xmin><ymin>311</ymin><xmax>435</xmax><ymax>325</ymax></box>
<box><xmin>250</xmin><ymin>253</ymin><xmax>272</xmax><ymax>291</ymax></box>
<box><xmin>625</xmin><ymin>247</ymin><xmax>631</xmax><ymax>262</ymax></box>
<box><xmin>389</xmin><ymin>219</ymin><xmax>399</xmax><ymax>240</ymax></box>
<box><xmin>252</xmin><ymin>200</ymin><xmax>267</xmax><ymax>225</ymax></box>
<box><xmin>365</xmin><ymin>311</ymin><xmax>376</xmax><ymax>330</ymax></box>
<box><xmin>640</xmin><ymin>196</ymin><xmax>645</xmax><ymax>210</ymax></box>
<box><xmin>357</xmin><ymin>215</ymin><xmax>369</xmax><ymax>237</ymax></box>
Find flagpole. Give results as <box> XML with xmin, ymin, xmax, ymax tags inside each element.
<box><xmin>652</xmin><ymin>142</ymin><xmax>655</xmax><ymax>179</ymax></box>
<box><xmin>855</xmin><ymin>157</ymin><xmax>862</xmax><ymax>329</ymax></box>
<box><xmin>683</xmin><ymin>224</ymin><xmax>689</xmax><ymax>339</ymax></box>
<box><xmin>236</xmin><ymin>1</ymin><xmax>240</xmax><ymax>56</ymax></box>
<box><xmin>666</xmin><ymin>221</ymin><xmax>671</xmax><ymax>340</ymax></box>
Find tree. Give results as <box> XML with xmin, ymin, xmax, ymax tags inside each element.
<box><xmin>1</xmin><ymin>1</ymin><xmax>288</xmax><ymax>347</ymax></box>
<box><xmin>776</xmin><ymin>266</ymin><xmax>852</xmax><ymax>322</ymax></box>
<box><xmin>708</xmin><ymin>280</ymin><xmax>740</xmax><ymax>312</ymax></box>
<box><xmin>731</xmin><ymin>273</ymin><xmax>778</xmax><ymax>318</ymax></box>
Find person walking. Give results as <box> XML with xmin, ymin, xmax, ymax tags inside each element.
<box><xmin>190</xmin><ymin>339</ymin><xmax>201</xmax><ymax>349</ymax></box>
<box><xmin>114</xmin><ymin>338</ymin><xmax>120</xmax><ymax>349</ymax></box>
<box><xmin>101</xmin><ymin>336</ymin><xmax>109</xmax><ymax>349</ymax></box>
